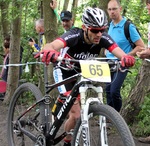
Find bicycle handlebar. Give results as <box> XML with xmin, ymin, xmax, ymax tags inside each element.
<box><xmin>34</xmin><ymin>53</ymin><xmax>130</xmax><ymax>73</ymax></box>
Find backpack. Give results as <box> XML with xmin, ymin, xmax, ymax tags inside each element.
<box><xmin>124</xmin><ymin>19</ymin><xmax>141</xmax><ymax>49</ymax></box>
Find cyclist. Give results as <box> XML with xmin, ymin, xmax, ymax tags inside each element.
<box><xmin>36</xmin><ymin>7</ymin><xmax>135</xmax><ymax>146</ymax></box>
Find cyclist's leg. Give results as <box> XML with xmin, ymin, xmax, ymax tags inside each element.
<box><xmin>64</xmin><ymin>99</ymin><xmax>80</xmax><ymax>139</ymax></box>
<box><xmin>53</xmin><ymin>67</ymin><xmax>79</xmax><ymax>145</ymax></box>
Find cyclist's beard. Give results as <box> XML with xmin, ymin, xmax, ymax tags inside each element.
<box><xmin>85</xmin><ymin>30</ymin><xmax>93</xmax><ymax>44</ymax></box>
<box><xmin>63</xmin><ymin>24</ymin><xmax>70</xmax><ymax>31</ymax></box>
<box><xmin>85</xmin><ymin>30</ymin><xmax>100</xmax><ymax>44</ymax></box>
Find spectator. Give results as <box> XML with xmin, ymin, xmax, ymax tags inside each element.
<box><xmin>50</xmin><ymin>0</ymin><xmax>74</xmax><ymax>32</ymax></box>
<box><xmin>105</xmin><ymin>0</ymin><xmax>145</xmax><ymax>112</ymax></box>
<box><xmin>60</xmin><ymin>11</ymin><xmax>74</xmax><ymax>32</ymax></box>
<box><xmin>0</xmin><ymin>41</ymin><xmax>8</xmax><ymax>100</ymax></box>
<box><xmin>4</xmin><ymin>35</ymin><xmax>23</xmax><ymax>63</ymax></box>
<box><xmin>29</xmin><ymin>1</ymin><xmax>74</xmax><ymax>52</ymax></box>
<box><xmin>4</xmin><ymin>35</ymin><xmax>23</xmax><ymax>78</ymax></box>
<box><xmin>0</xmin><ymin>41</ymin><xmax>10</xmax><ymax>82</ymax></box>
<box><xmin>50</xmin><ymin>0</ymin><xmax>61</xmax><ymax>22</ymax></box>
<box><xmin>36</xmin><ymin>7</ymin><xmax>135</xmax><ymax>146</ymax></box>
<box><xmin>28</xmin><ymin>19</ymin><xmax>45</xmax><ymax>52</ymax></box>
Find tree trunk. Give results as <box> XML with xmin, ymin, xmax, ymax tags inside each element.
<box><xmin>121</xmin><ymin>60</ymin><xmax>150</xmax><ymax>124</ymax></box>
<box><xmin>63</xmin><ymin>0</ymin><xmax>69</xmax><ymax>11</ymax></box>
<box><xmin>4</xmin><ymin>0</ymin><xmax>22</xmax><ymax>104</ymax></box>
<box><xmin>72</xmin><ymin>0</ymin><xmax>78</xmax><ymax>24</ymax></box>
<box><xmin>98</xmin><ymin>0</ymin><xmax>109</xmax><ymax>14</ymax></box>
<box><xmin>0</xmin><ymin>1</ymin><xmax>10</xmax><ymax>38</ymax></box>
<box><xmin>43</xmin><ymin>0</ymin><xmax>59</xmax><ymax>98</ymax></box>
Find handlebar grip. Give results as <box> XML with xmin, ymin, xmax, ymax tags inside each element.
<box><xmin>32</xmin><ymin>52</ymin><xmax>39</xmax><ymax>56</ymax></box>
<box><xmin>40</xmin><ymin>53</ymin><xmax>43</xmax><ymax>58</ymax></box>
<box><xmin>39</xmin><ymin>53</ymin><xmax>63</xmax><ymax>61</ymax></box>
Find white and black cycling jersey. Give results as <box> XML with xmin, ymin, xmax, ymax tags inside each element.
<box><xmin>57</xmin><ymin>27</ymin><xmax>118</xmax><ymax>60</ymax></box>
<box><xmin>53</xmin><ymin>27</ymin><xmax>118</xmax><ymax>93</ymax></box>
<box><xmin>55</xmin><ymin>27</ymin><xmax>118</xmax><ymax>70</ymax></box>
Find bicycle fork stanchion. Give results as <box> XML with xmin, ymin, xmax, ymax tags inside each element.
<box><xmin>99</xmin><ymin>116</ymin><xmax>108</xmax><ymax>146</ymax></box>
<box><xmin>97</xmin><ymin>86</ymin><xmax>108</xmax><ymax>146</ymax></box>
<box><xmin>79</xmin><ymin>84</ymin><xmax>103</xmax><ymax>146</ymax></box>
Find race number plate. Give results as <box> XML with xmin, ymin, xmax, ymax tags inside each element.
<box><xmin>79</xmin><ymin>60</ymin><xmax>111</xmax><ymax>82</ymax></box>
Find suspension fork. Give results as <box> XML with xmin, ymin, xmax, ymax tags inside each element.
<box><xmin>79</xmin><ymin>85</ymin><xmax>103</xmax><ymax>146</ymax></box>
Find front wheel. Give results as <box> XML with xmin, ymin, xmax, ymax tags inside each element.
<box><xmin>72</xmin><ymin>103</ymin><xmax>135</xmax><ymax>146</ymax></box>
<box><xmin>7</xmin><ymin>83</ymin><xmax>45</xmax><ymax>146</ymax></box>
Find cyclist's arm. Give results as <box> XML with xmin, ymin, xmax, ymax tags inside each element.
<box><xmin>42</xmin><ymin>39</ymin><xmax>65</xmax><ymax>52</ymax></box>
<box><xmin>111</xmin><ymin>46</ymin><xmax>127</xmax><ymax>59</ymax></box>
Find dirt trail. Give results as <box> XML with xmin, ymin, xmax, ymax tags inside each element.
<box><xmin>0</xmin><ymin>101</ymin><xmax>149</xmax><ymax>146</ymax></box>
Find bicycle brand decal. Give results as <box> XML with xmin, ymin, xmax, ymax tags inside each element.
<box><xmin>82</xmin><ymin>126</ymin><xmax>90</xmax><ymax>146</ymax></box>
<box><xmin>49</xmin><ymin>126</ymin><xmax>56</xmax><ymax>135</ymax></box>
<box><xmin>79</xmin><ymin>60</ymin><xmax>111</xmax><ymax>82</ymax></box>
<box><xmin>57</xmin><ymin>95</ymin><xmax>72</xmax><ymax>119</ymax></box>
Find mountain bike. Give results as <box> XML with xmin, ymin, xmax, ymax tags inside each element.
<box><xmin>7</xmin><ymin>57</ymin><xmax>135</xmax><ymax>146</ymax></box>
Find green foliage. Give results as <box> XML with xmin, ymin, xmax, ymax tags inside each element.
<box><xmin>121</xmin><ymin>0</ymin><xmax>149</xmax><ymax>44</ymax></box>
<box><xmin>134</xmin><ymin>94</ymin><xmax>150</xmax><ymax>136</ymax></box>
<box><xmin>121</xmin><ymin>59</ymin><xmax>150</xmax><ymax>136</ymax></box>
<box><xmin>121</xmin><ymin>59</ymin><xmax>142</xmax><ymax>98</ymax></box>
<box><xmin>119</xmin><ymin>0</ymin><xmax>150</xmax><ymax>136</ymax></box>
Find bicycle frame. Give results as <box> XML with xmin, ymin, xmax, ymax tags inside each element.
<box><xmin>15</xmin><ymin>59</ymin><xmax>121</xmax><ymax>145</ymax></box>
<box><xmin>8</xmin><ymin>59</ymin><xmax>136</xmax><ymax>146</ymax></box>
<box><xmin>16</xmin><ymin>64</ymin><xmax>106</xmax><ymax>145</ymax></box>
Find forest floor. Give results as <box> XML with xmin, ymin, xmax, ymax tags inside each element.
<box><xmin>0</xmin><ymin>100</ymin><xmax>150</xmax><ymax>146</ymax></box>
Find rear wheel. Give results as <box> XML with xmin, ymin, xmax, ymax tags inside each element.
<box><xmin>72</xmin><ymin>103</ymin><xmax>135</xmax><ymax>146</ymax></box>
<box><xmin>7</xmin><ymin>83</ymin><xmax>45</xmax><ymax>146</ymax></box>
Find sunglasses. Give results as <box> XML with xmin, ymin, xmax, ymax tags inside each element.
<box><xmin>88</xmin><ymin>27</ymin><xmax>106</xmax><ymax>34</ymax></box>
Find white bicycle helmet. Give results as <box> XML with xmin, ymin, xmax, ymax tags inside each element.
<box><xmin>82</xmin><ymin>7</ymin><xmax>108</xmax><ymax>28</ymax></box>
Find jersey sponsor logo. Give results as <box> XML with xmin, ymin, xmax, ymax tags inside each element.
<box><xmin>102</xmin><ymin>35</ymin><xmax>113</xmax><ymax>44</ymax></box>
<box><xmin>82</xmin><ymin>126</ymin><xmax>90</xmax><ymax>145</ymax></box>
<box><xmin>64</xmin><ymin>33</ymin><xmax>80</xmax><ymax>40</ymax></box>
<box><xmin>74</xmin><ymin>52</ymin><xmax>98</xmax><ymax>59</ymax></box>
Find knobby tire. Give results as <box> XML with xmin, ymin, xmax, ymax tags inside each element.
<box><xmin>72</xmin><ymin>103</ymin><xmax>135</xmax><ymax>146</ymax></box>
<box><xmin>7</xmin><ymin>83</ymin><xmax>45</xmax><ymax>146</ymax></box>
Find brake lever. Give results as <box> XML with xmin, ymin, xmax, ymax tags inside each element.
<box><xmin>119</xmin><ymin>68</ymin><xmax>132</xmax><ymax>73</ymax></box>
